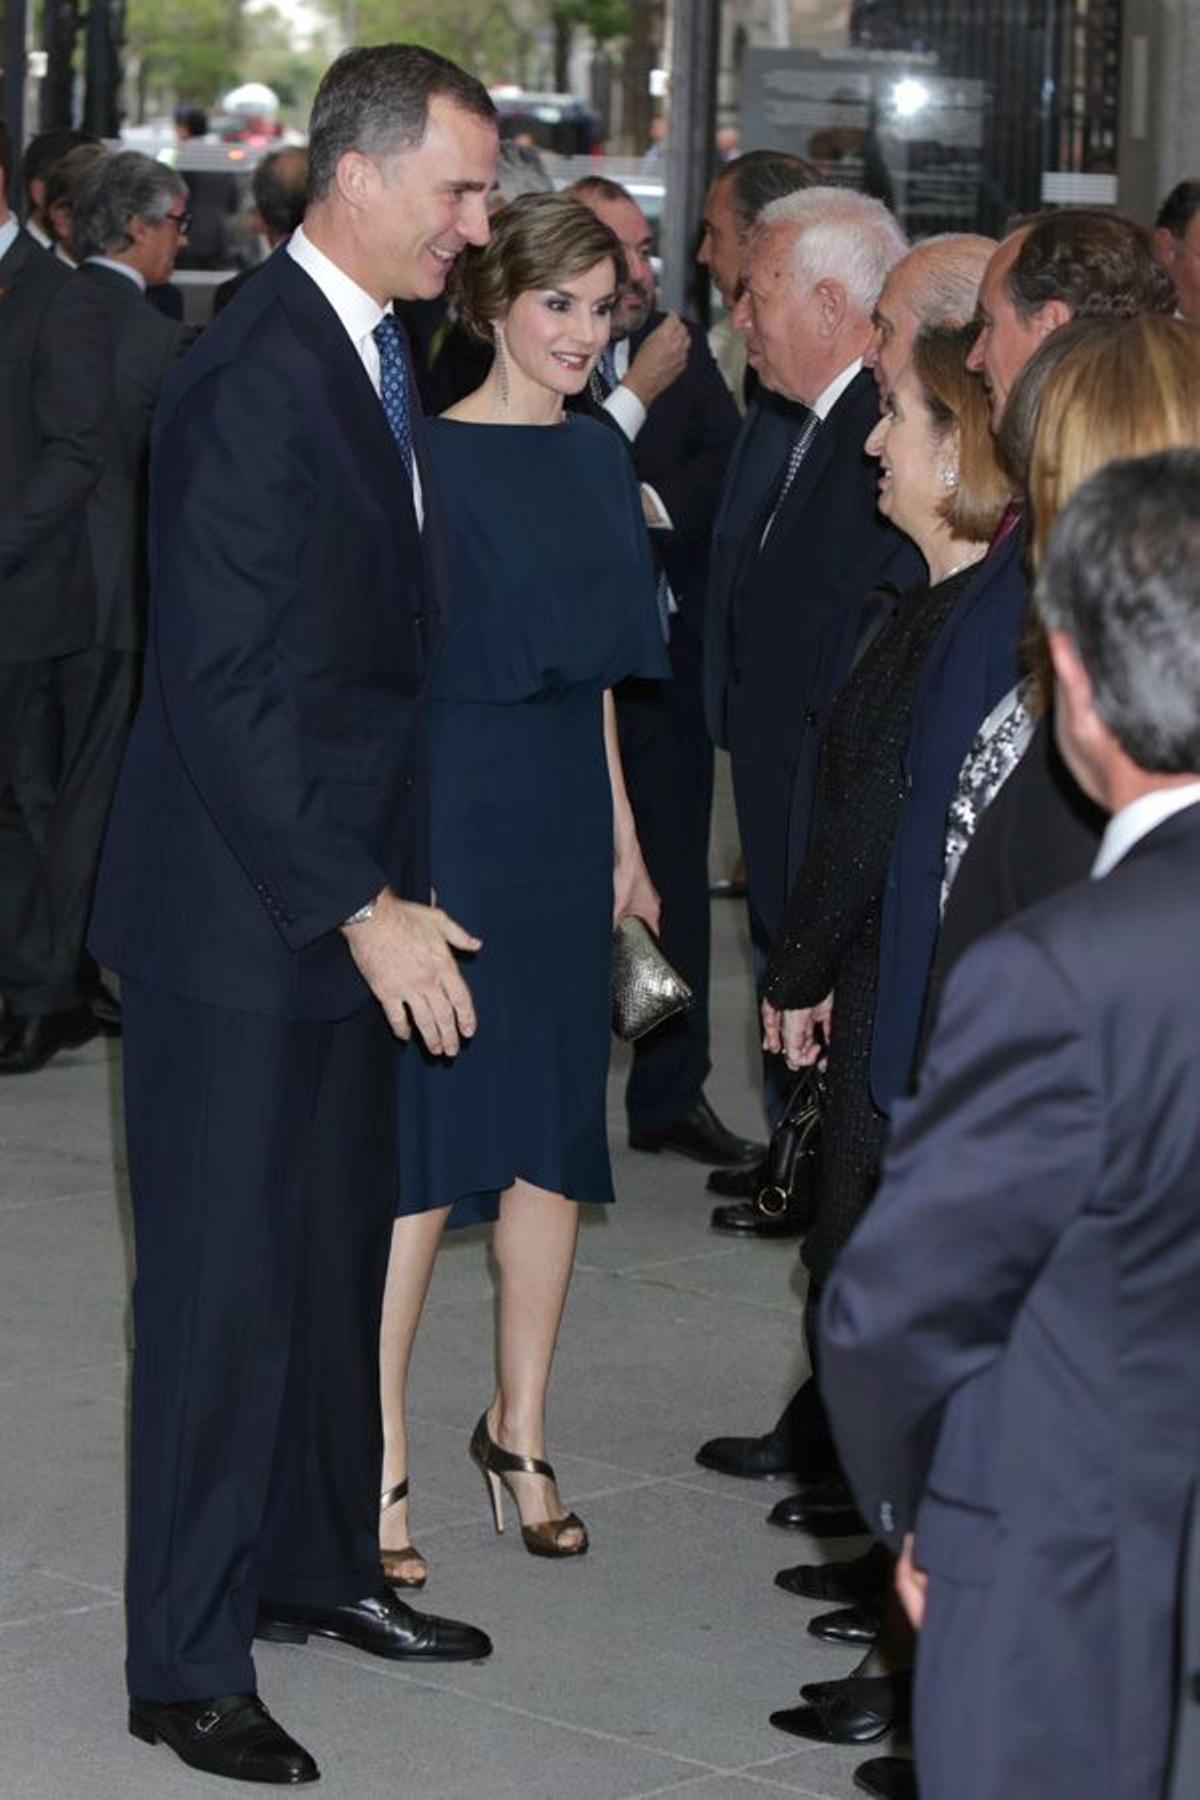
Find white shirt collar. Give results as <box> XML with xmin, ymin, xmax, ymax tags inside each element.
<box><xmin>86</xmin><ymin>255</ymin><xmax>145</xmax><ymax>290</ymax></box>
<box><xmin>1092</xmin><ymin>784</ymin><xmax>1200</xmax><ymax>878</ymax></box>
<box><xmin>287</xmin><ymin>222</ymin><xmax>390</xmax><ymax>350</ymax></box>
<box><xmin>25</xmin><ymin>218</ymin><xmax>52</xmax><ymax>250</ymax></box>
<box><xmin>0</xmin><ymin>214</ymin><xmax>19</xmax><ymax>261</ymax></box>
<box><xmin>811</xmin><ymin>357</ymin><xmax>863</xmax><ymax>422</ymax></box>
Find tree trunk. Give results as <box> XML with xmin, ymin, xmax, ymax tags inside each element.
<box><xmin>551</xmin><ymin>10</ymin><xmax>572</xmax><ymax>92</ymax></box>
<box><xmin>621</xmin><ymin>0</ymin><xmax>661</xmax><ymax>155</ymax></box>
<box><xmin>40</xmin><ymin>0</ymin><xmax>81</xmax><ymax>129</ymax></box>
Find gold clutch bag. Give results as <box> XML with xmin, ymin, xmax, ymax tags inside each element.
<box><xmin>611</xmin><ymin>917</ymin><xmax>694</xmax><ymax>1042</ymax></box>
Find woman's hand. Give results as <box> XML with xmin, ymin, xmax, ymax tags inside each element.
<box><xmin>614</xmin><ymin>840</ymin><xmax>661</xmax><ymax>934</ymax></box>
<box><xmin>762</xmin><ymin>993</ymin><xmax>833</xmax><ymax>1068</ymax></box>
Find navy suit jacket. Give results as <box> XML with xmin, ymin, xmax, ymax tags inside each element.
<box><xmin>90</xmin><ymin>249</ymin><xmax>441</xmax><ymax>1019</ymax></box>
<box><xmin>705</xmin><ymin>368</ymin><xmax>919</xmax><ymax>945</ymax></box>
<box><xmin>821</xmin><ymin>801</ymin><xmax>1200</xmax><ymax>1800</ymax></box>
<box><xmin>869</xmin><ymin>525</ymin><xmax>1026</xmax><ymax>1112</ymax></box>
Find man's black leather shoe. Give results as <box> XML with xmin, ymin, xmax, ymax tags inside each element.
<box><xmin>775</xmin><ymin>1541</ymin><xmax>892</xmax><ymax>1603</ymax></box>
<box><xmin>709</xmin><ymin>1196</ymin><xmax>809</xmax><ymax>1238</ymax></box>
<box><xmin>630</xmin><ymin>1096</ymin><xmax>763</xmax><ymax>1168</ymax></box>
<box><xmin>768</xmin><ymin>1475</ymin><xmax>866</xmax><ymax>1536</ymax></box>
<box><xmin>256</xmin><ymin>1587</ymin><xmax>492</xmax><ymax>1662</ymax></box>
<box><xmin>771</xmin><ymin>1673</ymin><xmax>910</xmax><ymax>1745</ymax></box>
<box><xmin>0</xmin><ymin>1006</ymin><xmax>98</xmax><ymax>1075</ymax></box>
<box><xmin>694</xmin><ymin>1430</ymin><xmax>799</xmax><ymax>1480</ymax></box>
<box><xmin>854</xmin><ymin>1756</ymin><xmax>919</xmax><ymax>1799</ymax></box>
<box><xmin>706</xmin><ymin>1156</ymin><xmax>768</xmax><ymax>1198</ymax></box>
<box><xmin>807</xmin><ymin>1603</ymin><xmax>880</xmax><ymax>1645</ymax></box>
<box><xmin>128</xmin><ymin>1693</ymin><xmax>318</xmax><ymax>1784</ymax></box>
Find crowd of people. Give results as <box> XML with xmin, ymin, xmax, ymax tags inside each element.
<box><xmin>2</xmin><ymin>36</ymin><xmax>1199</xmax><ymax>1800</ymax></box>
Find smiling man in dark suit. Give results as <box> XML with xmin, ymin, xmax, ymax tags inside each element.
<box><xmin>88</xmin><ymin>47</ymin><xmax>499</xmax><ymax>1784</ymax></box>
<box><xmin>822</xmin><ymin>450</ymin><xmax>1200</xmax><ymax>1800</ymax></box>
<box><xmin>566</xmin><ymin>174</ymin><xmax>757</xmax><ymax>1173</ymax></box>
<box><xmin>0</xmin><ymin>115</ymin><xmax>112</xmax><ymax>1071</ymax></box>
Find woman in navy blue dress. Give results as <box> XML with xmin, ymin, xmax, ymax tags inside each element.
<box><xmin>378</xmin><ymin>195</ymin><xmax>666</xmax><ymax>1579</ymax></box>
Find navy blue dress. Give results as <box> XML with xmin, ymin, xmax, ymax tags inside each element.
<box><xmin>397</xmin><ymin>414</ymin><xmax>667</xmax><ymax>1227</ymax></box>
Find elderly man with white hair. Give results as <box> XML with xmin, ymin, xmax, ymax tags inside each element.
<box><xmin>702</xmin><ymin>187</ymin><xmax>921</xmax><ymax>1228</ymax></box>
<box><xmin>865</xmin><ymin>231</ymin><xmax>997</xmax><ymax>399</ymax></box>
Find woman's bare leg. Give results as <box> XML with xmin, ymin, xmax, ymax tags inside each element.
<box><xmin>379</xmin><ymin>1205</ymin><xmax>453</xmax><ymax>1574</ymax></box>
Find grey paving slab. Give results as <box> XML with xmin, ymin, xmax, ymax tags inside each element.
<box><xmin>0</xmin><ymin>1188</ymin><xmax>131</xmax><ymax>1382</ymax></box>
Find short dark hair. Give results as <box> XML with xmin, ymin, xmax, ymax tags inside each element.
<box><xmin>456</xmin><ymin>192</ymin><xmax>624</xmax><ymax>344</ymax></box>
<box><xmin>1155</xmin><ymin>180</ymin><xmax>1200</xmax><ymax>239</ymax></box>
<box><xmin>1007</xmin><ymin>208</ymin><xmax>1174</xmax><ymax>322</ymax></box>
<box><xmin>1035</xmin><ymin>450</ymin><xmax>1200</xmax><ymax>772</ymax></box>
<box><xmin>715</xmin><ymin>149</ymin><xmax>816</xmax><ymax>237</ymax></box>
<box><xmin>175</xmin><ymin>106</ymin><xmax>208</xmax><ymax>138</ymax></box>
<box><xmin>21</xmin><ymin>128</ymin><xmax>100</xmax><ymax>210</ymax></box>
<box><xmin>307</xmin><ymin>43</ymin><xmax>495</xmax><ymax>204</ymax></box>
<box><xmin>252</xmin><ymin>146</ymin><xmax>308</xmax><ymax>239</ymax></box>
<box><xmin>72</xmin><ymin>150</ymin><xmax>185</xmax><ymax>260</ymax></box>
<box><xmin>566</xmin><ymin>174</ymin><xmax>632</xmax><ymax>209</ymax></box>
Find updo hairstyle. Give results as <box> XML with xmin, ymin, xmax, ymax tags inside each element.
<box><xmin>455</xmin><ymin>191</ymin><xmax>626</xmax><ymax>345</ymax></box>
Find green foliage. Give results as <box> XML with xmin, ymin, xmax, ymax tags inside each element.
<box><xmin>552</xmin><ymin>0</ymin><xmax>632</xmax><ymax>48</ymax></box>
<box><xmin>126</xmin><ymin>0</ymin><xmax>244</xmax><ymax>109</ymax></box>
<box><xmin>329</xmin><ymin>0</ymin><xmax>529</xmax><ymax>86</ymax></box>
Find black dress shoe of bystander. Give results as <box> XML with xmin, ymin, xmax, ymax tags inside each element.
<box><xmin>768</xmin><ymin>1474</ymin><xmax>866</xmax><ymax>1535</ymax></box>
<box><xmin>706</xmin><ymin>1156</ymin><xmax>768</xmax><ymax>1198</ymax></box>
<box><xmin>853</xmin><ymin>1756</ymin><xmax>919</xmax><ymax>1799</ymax></box>
<box><xmin>128</xmin><ymin>1693</ymin><xmax>318</xmax><ymax>1784</ymax></box>
<box><xmin>709</xmin><ymin>1196</ymin><xmax>810</xmax><ymax>1238</ymax></box>
<box><xmin>630</xmin><ymin>1096</ymin><xmax>763</xmax><ymax>1167</ymax></box>
<box><xmin>0</xmin><ymin>1007</ymin><xmax>98</xmax><ymax>1074</ymax></box>
<box><xmin>807</xmin><ymin>1602</ymin><xmax>880</xmax><ymax>1645</ymax></box>
<box><xmin>695</xmin><ymin>1431</ymin><xmax>800</xmax><ymax>1480</ymax></box>
<box><xmin>255</xmin><ymin>1587</ymin><xmax>492</xmax><ymax>1662</ymax></box>
<box><xmin>771</xmin><ymin>1672</ymin><xmax>911</xmax><ymax>1745</ymax></box>
<box><xmin>774</xmin><ymin>1541</ymin><xmax>892</xmax><ymax>1603</ymax></box>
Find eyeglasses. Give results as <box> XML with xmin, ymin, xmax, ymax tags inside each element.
<box><xmin>162</xmin><ymin>209</ymin><xmax>191</xmax><ymax>233</ymax></box>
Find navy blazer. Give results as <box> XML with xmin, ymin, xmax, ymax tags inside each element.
<box><xmin>705</xmin><ymin>368</ymin><xmax>920</xmax><ymax>945</ymax></box>
<box><xmin>821</xmin><ymin>801</ymin><xmax>1200</xmax><ymax>1800</ymax></box>
<box><xmin>869</xmin><ymin>525</ymin><xmax>1026</xmax><ymax>1112</ymax></box>
<box><xmin>90</xmin><ymin>249</ymin><xmax>441</xmax><ymax>1019</ymax></box>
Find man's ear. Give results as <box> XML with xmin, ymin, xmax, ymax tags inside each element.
<box><xmin>1033</xmin><ymin>297</ymin><xmax>1072</xmax><ymax>345</ymax></box>
<box><xmin>813</xmin><ymin>277</ymin><xmax>847</xmax><ymax>336</ymax></box>
<box><xmin>1046</xmin><ymin>625</ymin><xmax>1113</xmax><ymax>796</ymax></box>
<box><xmin>333</xmin><ymin>149</ymin><xmax>379</xmax><ymax>211</ymax></box>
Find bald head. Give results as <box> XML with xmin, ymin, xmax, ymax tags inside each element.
<box><xmin>866</xmin><ymin>233</ymin><xmax>997</xmax><ymax>397</ymax></box>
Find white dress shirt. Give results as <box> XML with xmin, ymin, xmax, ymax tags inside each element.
<box><xmin>0</xmin><ymin>214</ymin><xmax>19</xmax><ymax>261</ymax></box>
<box><xmin>287</xmin><ymin>223</ymin><xmax>423</xmax><ymax>524</ymax></box>
<box><xmin>25</xmin><ymin>219</ymin><xmax>52</xmax><ymax>251</ymax></box>
<box><xmin>811</xmin><ymin>356</ymin><xmax>864</xmax><ymax>422</ymax></box>
<box><xmin>602</xmin><ymin>335</ymin><xmax>673</xmax><ymax>533</ymax></box>
<box><xmin>1092</xmin><ymin>784</ymin><xmax>1200</xmax><ymax>878</ymax></box>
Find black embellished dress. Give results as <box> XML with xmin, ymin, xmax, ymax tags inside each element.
<box><xmin>764</xmin><ymin>566</ymin><xmax>976</xmax><ymax>1285</ymax></box>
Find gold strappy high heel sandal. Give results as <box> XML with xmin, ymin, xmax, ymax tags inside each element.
<box><xmin>379</xmin><ymin>1478</ymin><xmax>427</xmax><ymax>1589</ymax></box>
<box><xmin>468</xmin><ymin>1413</ymin><xmax>589</xmax><ymax>1559</ymax></box>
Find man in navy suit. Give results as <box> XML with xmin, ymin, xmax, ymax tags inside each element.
<box><xmin>822</xmin><ymin>451</ymin><xmax>1200</xmax><ymax>1800</ymax></box>
<box><xmin>89</xmin><ymin>47</ymin><xmax>498</xmax><ymax>1784</ymax></box>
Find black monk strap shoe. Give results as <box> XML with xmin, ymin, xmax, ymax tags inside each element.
<box><xmin>255</xmin><ymin>1587</ymin><xmax>492</xmax><ymax>1662</ymax></box>
<box><xmin>768</xmin><ymin>1474</ymin><xmax>867</xmax><ymax>1536</ymax></box>
<box><xmin>771</xmin><ymin>1672</ymin><xmax>911</xmax><ymax>1745</ymax></box>
<box><xmin>706</xmin><ymin>1156</ymin><xmax>768</xmax><ymax>1198</ymax></box>
<box><xmin>694</xmin><ymin>1430</ymin><xmax>801</xmax><ymax>1481</ymax></box>
<box><xmin>630</xmin><ymin>1095</ymin><xmax>763</xmax><ymax>1168</ymax></box>
<box><xmin>128</xmin><ymin>1693</ymin><xmax>318</xmax><ymax>1784</ymax></box>
<box><xmin>853</xmin><ymin>1756</ymin><xmax>920</xmax><ymax>1800</ymax></box>
<box><xmin>709</xmin><ymin>1196</ymin><xmax>809</xmax><ymax>1238</ymax></box>
<box><xmin>775</xmin><ymin>1541</ymin><xmax>893</xmax><ymax>1604</ymax></box>
<box><xmin>807</xmin><ymin>1602</ymin><xmax>881</xmax><ymax>1645</ymax></box>
<box><xmin>0</xmin><ymin>1006</ymin><xmax>98</xmax><ymax>1075</ymax></box>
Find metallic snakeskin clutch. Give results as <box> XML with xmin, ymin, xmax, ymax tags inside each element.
<box><xmin>611</xmin><ymin>917</ymin><xmax>694</xmax><ymax>1042</ymax></box>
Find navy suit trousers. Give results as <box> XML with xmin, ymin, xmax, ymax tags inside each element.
<box><xmin>122</xmin><ymin>979</ymin><xmax>396</xmax><ymax>1700</ymax></box>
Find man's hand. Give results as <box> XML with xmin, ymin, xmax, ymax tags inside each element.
<box><xmin>623</xmin><ymin>312</ymin><xmax>690</xmax><ymax>408</ymax></box>
<box><xmin>343</xmin><ymin>889</ymin><xmax>480</xmax><ymax>1057</ymax></box>
<box><xmin>896</xmin><ymin>1532</ymin><xmax>928</xmax><ymax>1631</ymax></box>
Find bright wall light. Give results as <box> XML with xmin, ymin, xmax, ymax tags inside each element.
<box><xmin>892</xmin><ymin>77</ymin><xmax>930</xmax><ymax>119</ymax></box>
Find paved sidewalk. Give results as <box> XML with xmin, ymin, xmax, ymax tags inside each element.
<box><xmin>0</xmin><ymin>800</ymin><xmax>884</xmax><ymax>1799</ymax></box>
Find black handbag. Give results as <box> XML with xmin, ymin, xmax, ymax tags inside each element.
<box><xmin>756</xmin><ymin>1064</ymin><xmax>826</xmax><ymax>1226</ymax></box>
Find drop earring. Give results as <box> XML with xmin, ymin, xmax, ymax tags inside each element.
<box><xmin>493</xmin><ymin>327</ymin><xmax>511</xmax><ymax>409</ymax></box>
<box><xmin>939</xmin><ymin>464</ymin><xmax>959</xmax><ymax>490</ymax></box>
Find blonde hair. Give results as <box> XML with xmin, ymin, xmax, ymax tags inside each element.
<box><xmin>1029</xmin><ymin>315</ymin><xmax>1200</xmax><ymax>569</ymax></box>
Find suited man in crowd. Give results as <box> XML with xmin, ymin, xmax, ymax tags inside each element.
<box><xmin>0</xmin><ymin>117</ymin><xmax>113</xmax><ymax>1073</ymax></box>
<box><xmin>1153</xmin><ymin>179</ymin><xmax>1200</xmax><ymax>323</ymax></box>
<box><xmin>88</xmin><ymin>46</ymin><xmax>497</xmax><ymax>1783</ymax></box>
<box><xmin>822</xmin><ymin>449</ymin><xmax>1200</xmax><ymax>1800</ymax></box>
<box><xmin>703</xmin><ymin>186</ymin><xmax>918</xmax><ymax>1190</ymax></box>
<box><xmin>18</xmin><ymin>126</ymin><xmax>100</xmax><ymax>250</ymax></box>
<box><xmin>212</xmin><ymin>145</ymin><xmax>308</xmax><ymax>315</ymax></box>
<box><xmin>566</xmin><ymin>174</ymin><xmax>758</xmax><ymax>1173</ymax></box>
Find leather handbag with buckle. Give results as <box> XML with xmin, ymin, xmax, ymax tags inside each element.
<box><xmin>756</xmin><ymin>1064</ymin><xmax>826</xmax><ymax>1227</ymax></box>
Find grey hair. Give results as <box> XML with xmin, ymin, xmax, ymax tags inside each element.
<box><xmin>1035</xmin><ymin>449</ymin><xmax>1200</xmax><ymax>771</ymax></box>
<box><xmin>306</xmin><ymin>43</ymin><xmax>495</xmax><ymax>203</ymax></box>
<box><xmin>494</xmin><ymin>141</ymin><xmax>553</xmax><ymax>204</ymax></box>
<box><xmin>901</xmin><ymin>232</ymin><xmax>997</xmax><ymax>326</ymax></box>
<box><xmin>758</xmin><ymin>185</ymin><xmax>907</xmax><ymax>313</ymax></box>
<box><xmin>72</xmin><ymin>150</ymin><xmax>184</xmax><ymax>260</ymax></box>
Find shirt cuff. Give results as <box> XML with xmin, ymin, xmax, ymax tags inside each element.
<box><xmin>603</xmin><ymin>384</ymin><xmax>648</xmax><ymax>442</ymax></box>
<box><xmin>640</xmin><ymin>482</ymin><xmax>674</xmax><ymax>530</ymax></box>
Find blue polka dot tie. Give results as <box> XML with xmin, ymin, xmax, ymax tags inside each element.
<box><xmin>373</xmin><ymin>314</ymin><xmax>415</xmax><ymax>486</ymax></box>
